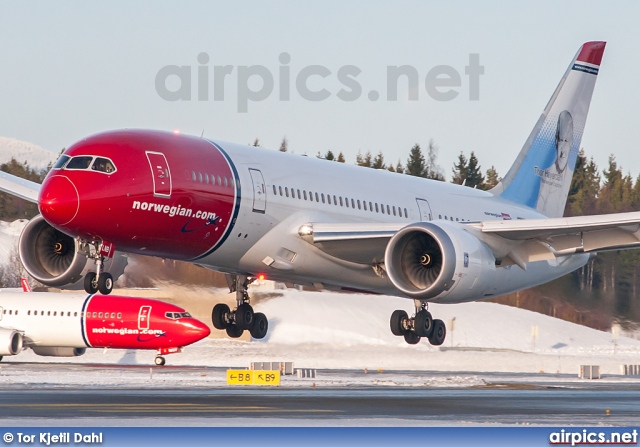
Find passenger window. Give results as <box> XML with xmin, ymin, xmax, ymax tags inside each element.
<box><xmin>198</xmin><ymin>172</ymin><xmax>203</xmax><ymax>182</ymax></box>
<box><xmin>217</xmin><ymin>175</ymin><xmax>222</xmax><ymax>186</ymax></box>
<box><xmin>273</xmin><ymin>185</ymin><xmax>277</xmax><ymax>194</ymax></box>
<box><xmin>303</xmin><ymin>191</ymin><xmax>308</xmax><ymax>200</ymax></box>
<box><xmin>205</xmin><ymin>173</ymin><xmax>209</xmax><ymax>184</ymax></box>
<box><xmin>111</xmin><ymin>312</ymin><xmax>115</xmax><ymax>318</ymax></box>
<box><xmin>351</xmin><ymin>199</ymin><xmax>355</xmax><ymax>208</ymax></box>
<box><xmin>192</xmin><ymin>171</ymin><xmax>196</xmax><ymax>181</ymax></box>
<box><xmin>98</xmin><ymin>312</ymin><xmax>103</xmax><ymax>318</ymax></box>
<box><xmin>333</xmin><ymin>195</ymin><xmax>337</xmax><ymax>205</ymax></box>
<box><xmin>364</xmin><ymin>202</ymin><xmax>368</xmax><ymax>211</ymax></box>
<box><xmin>53</xmin><ymin>155</ymin><xmax>70</xmax><ymax>169</ymax></box>
<box><xmin>375</xmin><ymin>203</ymin><xmax>379</xmax><ymax>213</ymax></box>
<box><xmin>357</xmin><ymin>200</ymin><xmax>361</xmax><ymax>210</ymax></box>
<box><xmin>392</xmin><ymin>206</ymin><xmax>396</xmax><ymax>216</ymax></box>
<box><xmin>405</xmin><ymin>208</ymin><xmax>408</xmax><ymax>218</ymax></box>
<box><xmin>66</xmin><ymin>156</ymin><xmax>93</xmax><ymax>170</ymax></box>
<box><xmin>297</xmin><ymin>189</ymin><xmax>301</xmax><ymax>199</ymax></box>
<box><xmin>117</xmin><ymin>313</ymin><xmax>122</xmax><ymax>319</ymax></box>
<box><xmin>315</xmin><ymin>192</ymin><xmax>319</xmax><ymax>202</ymax></box>
<box><xmin>321</xmin><ymin>193</ymin><xmax>325</xmax><ymax>203</ymax></box>
<box><xmin>224</xmin><ymin>177</ymin><xmax>228</xmax><ymax>187</ymax></box>
<box><xmin>28</xmin><ymin>310</ymin><xmax>31</xmax><ymax>316</ymax></box>
<box><xmin>279</xmin><ymin>186</ymin><xmax>283</xmax><ymax>196</ymax></box>
<box><xmin>327</xmin><ymin>195</ymin><xmax>332</xmax><ymax>205</ymax></box>
<box><xmin>91</xmin><ymin>157</ymin><xmax>116</xmax><ymax>173</ymax></box>
<box><xmin>74</xmin><ymin>312</ymin><xmax>78</xmax><ymax>317</ymax></box>
<box><xmin>339</xmin><ymin>197</ymin><xmax>344</xmax><ymax>206</ymax></box>
<box><xmin>386</xmin><ymin>205</ymin><xmax>390</xmax><ymax>214</ymax></box>
<box><xmin>309</xmin><ymin>191</ymin><xmax>314</xmax><ymax>201</ymax></box>
<box><xmin>285</xmin><ymin>187</ymin><xmax>289</xmax><ymax>197</ymax></box>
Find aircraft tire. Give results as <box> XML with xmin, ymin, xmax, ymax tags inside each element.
<box><xmin>403</xmin><ymin>331</ymin><xmax>421</xmax><ymax>345</ymax></box>
<box><xmin>84</xmin><ymin>272</ymin><xmax>98</xmax><ymax>294</ymax></box>
<box><xmin>390</xmin><ymin>310</ymin><xmax>408</xmax><ymax>336</ymax></box>
<box><xmin>249</xmin><ymin>313</ymin><xmax>268</xmax><ymax>339</ymax></box>
<box><xmin>428</xmin><ymin>319</ymin><xmax>446</xmax><ymax>346</ymax></box>
<box><xmin>98</xmin><ymin>273</ymin><xmax>114</xmax><ymax>295</ymax></box>
<box><xmin>226</xmin><ymin>325</ymin><xmax>244</xmax><ymax>338</ymax></box>
<box><xmin>235</xmin><ymin>303</ymin><xmax>254</xmax><ymax>331</ymax></box>
<box><xmin>155</xmin><ymin>356</ymin><xmax>166</xmax><ymax>366</ymax></box>
<box><xmin>414</xmin><ymin>310</ymin><xmax>434</xmax><ymax>338</ymax></box>
<box><xmin>212</xmin><ymin>303</ymin><xmax>230</xmax><ymax>330</ymax></box>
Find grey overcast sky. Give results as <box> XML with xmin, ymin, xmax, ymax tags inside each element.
<box><xmin>0</xmin><ymin>1</ymin><xmax>638</xmax><ymax>179</ymax></box>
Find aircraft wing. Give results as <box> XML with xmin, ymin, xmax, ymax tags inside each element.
<box><xmin>299</xmin><ymin>212</ymin><xmax>640</xmax><ymax>269</ymax></box>
<box><xmin>0</xmin><ymin>171</ymin><xmax>41</xmax><ymax>203</ymax></box>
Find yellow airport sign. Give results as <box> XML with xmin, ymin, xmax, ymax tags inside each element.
<box><xmin>226</xmin><ymin>369</ymin><xmax>280</xmax><ymax>386</ymax></box>
<box><xmin>253</xmin><ymin>370</ymin><xmax>280</xmax><ymax>386</ymax></box>
<box><xmin>226</xmin><ymin>370</ymin><xmax>253</xmax><ymax>385</ymax></box>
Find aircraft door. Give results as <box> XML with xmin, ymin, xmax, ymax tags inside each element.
<box><xmin>416</xmin><ymin>198</ymin><xmax>433</xmax><ymax>221</ymax></box>
<box><xmin>138</xmin><ymin>306</ymin><xmax>152</xmax><ymax>330</ymax></box>
<box><xmin>146</xmin><ymin>151</ymin><xmax>172</xmax><ymax>198</ymax></box>
<box><xmin>248</xmin><ymin>168</ymin><xmax>267</xmax><ymax>213</ymax></box>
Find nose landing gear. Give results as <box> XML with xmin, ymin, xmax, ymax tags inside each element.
<box><xmin>211</xmin><ymin>275</ymin><xmax>269</xmax><ymax>340</ymax></box>
<box><xmin>390</xmin><ymin>301</ymin><xmax>446</xmax><ymax>346</ymax></box>
<box><xmin>81</xmin><ymin>241</ymin><xmax>115</xmax><ymax>295</ymax></box>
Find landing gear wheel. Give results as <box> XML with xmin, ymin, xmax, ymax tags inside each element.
<box><xmin>414</xmin><ymin>310</ymin><xmax>434</xmax><ymax>338</ymax></box>
<box><xmin>249</xmin><ymin>313</ymin><xmax>268</xmax><ymax>339</ymax></box>
<box><xmin>155</xmin><ymin>356</ymin><xmax>166</xmax><ymax>366</ymax></box>
<box><xmin>235</xmin><ymin>303</ymin><xmax>254</xmax><ymax>331</ymax></box>
<box><xmin>84</xmin><ymin>272</ymin><xmax>98</xmax><ymax>294</ymax></box>
<box><xmin>98</xmin><ymin>272</ymin><xmax>114</xmax><ymax>295</ymax></box>
<box><xmin>226</xmin><ymin>325</ymin><xmax>244</xmax><ymax>338</ymax></box>
<box><xmin>390</xmin><ymin>310</ymin><xmax>408</xmax><ymax>336</ymax></box>
<box><xmin>428</xmin><ymin>319</ymin><xmax>446</xmax><ymax>346</ymax></box>
<box><xmin>212</xmin><ymin>304</ymin><xmax>230</xmax><ymax>330</ymax></box>
<box><xmin>403</xmin><ymin>331</ymin><xmax>421</xmax><ymax>345</ymax></box>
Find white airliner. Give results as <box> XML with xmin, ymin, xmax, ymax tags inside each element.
<box><xmin>0</xmin><ymin>292</ymin><xmax>210</xmax><ymax>365</ymax></box>
<box><xmin>1</xmin><ymin>41</ymin><xmax>634</xmax><ymax>346</ymax></box>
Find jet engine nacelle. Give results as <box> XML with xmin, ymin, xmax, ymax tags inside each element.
<box><xmin>19</xmin><ymin>215</ymin><xmax>127</xmax><ymax>289</ymax></box>
<box><xmin>0</xmin><ymin>328</ymin><xmax>24</xmax><ymax>356</ymax></box>
<box><xmin>31</xmin><ymin>347</ymin><xmax>86</xmax><ymax>357</ymax></box>
<box><xmin>384</xmin><ymin>221</ymin><xmax>496</xmax><ymax>302</ymax></box>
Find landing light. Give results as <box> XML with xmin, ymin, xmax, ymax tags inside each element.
<box><xmin>173</xmin><ymin>129</ymin><xmax>180</xmax><ymax>135</ymax></box>
<box><xmin>257</xmin><ymin>274</ymin><xmax>266</xmax><ymax>281</ymax></box>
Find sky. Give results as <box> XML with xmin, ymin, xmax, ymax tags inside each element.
<box><xmin>1</xmin><ymin>1</ymin><xmax>639</xmax><ymax>180</ymax></box>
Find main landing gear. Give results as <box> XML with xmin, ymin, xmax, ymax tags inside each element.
<box><xmin>211</xmin><ymin>275</ymin><xmax>269</xmax><ymax>340</ymax></box>
<box><xmin>81</xmin><ymin>241</ymin><xmax>114</xmax><ymax>295</ymax></box>
<box><xmin>390</xmin><ymin>301</ymin><xmax>446</xmax><ymax>346</ymax></box>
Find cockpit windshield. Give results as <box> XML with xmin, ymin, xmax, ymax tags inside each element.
<box><xmin>91</xmin><ymin>157</ymin><xmax>116</xmax><ymax>173</ymax></box>
<box><xmin>165</xmin><ymin>312</ymin><xmax>192</xmax><ymax>320</ymax></box>
<box><xmin>53</xmin><ymin>155</ymin><xmax>70</xmax><ymax>169</ymax></box>
<box><xmin>65</xmin><ymin>156</ymin><xmax>93</xmax><ymax>170</ymax></box>
<box><xmin>56</xmin><ymin>155</ymin><xmax>117</xmax><ymax>174</ymax></box>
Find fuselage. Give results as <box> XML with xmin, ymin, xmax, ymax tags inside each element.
<box><xmin>0</xmin><ymin>292</ymin><xmax>210</xmax><ymax>350</ymax></box>
<box><xmin>37</xmin><ymin>129</ymin><xmax>588</xmax><ymax>301</ymax></box>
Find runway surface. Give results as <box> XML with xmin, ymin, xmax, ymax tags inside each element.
<box><xmin>1</xmin><ymin>363</ymin><xmax>639</xmax><ymax>425</ymax></box>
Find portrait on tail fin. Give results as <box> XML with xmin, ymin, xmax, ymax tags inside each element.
<box><xmin>536</xmin><ymin>110</ymin><xmax>574</xmax><ymax>217</ymax></box>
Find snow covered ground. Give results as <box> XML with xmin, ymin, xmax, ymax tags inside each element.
<box><xmin>2</xmin><ymin>289</ymin><xmax>640</xmax><ymax>389</ymax></box>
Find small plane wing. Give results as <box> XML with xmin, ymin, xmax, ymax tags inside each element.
<box><xmin>299</xmin><ymin>212</ymin><xmax>640</xmax><ymax>269</ymax></box>
<box><xmin>0</xmin><ymin>171</ymin><xmax>41</xmax><ymax>203</ymax></box>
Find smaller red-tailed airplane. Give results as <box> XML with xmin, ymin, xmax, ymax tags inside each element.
<box><xmin>0</xmin><ymin>293</ymin><xmax>210</xmax><ymax>365</ymax></box>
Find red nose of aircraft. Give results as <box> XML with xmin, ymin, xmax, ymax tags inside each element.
<box><xmin>39</xmin><ymin>175</ymin><xmax>79</xmax><ymax>226</ymax></box>
<box><xmin>180</xmin><ymin>318</ymin><xmax>211</xmax><ymax>345</ymax></box>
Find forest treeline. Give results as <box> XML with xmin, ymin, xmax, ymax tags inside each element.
<box><xmin>3</xmin><ymin>138</ymin><xmax>640</xmax><ymax>327</ymax></box>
